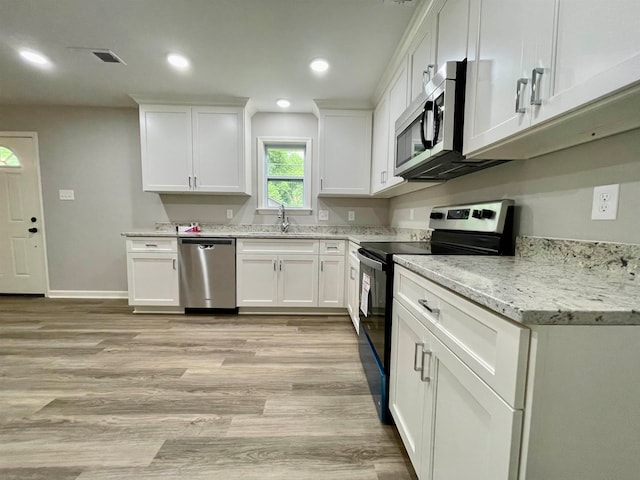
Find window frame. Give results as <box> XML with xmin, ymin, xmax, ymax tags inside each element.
<box><xmin>256</xmin><ymin>136</ymin><xmax>313</xmax><ymax>215</ymax></box>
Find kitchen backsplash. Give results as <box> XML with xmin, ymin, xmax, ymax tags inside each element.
<box><xmin>516</xmin><ymin>236</ymin><xmax>639</xmax><ymax>281</ymax></box>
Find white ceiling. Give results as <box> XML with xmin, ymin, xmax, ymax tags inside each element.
<box><xmin>0</xmin><ymin>0</ymin><xmax>418</xmax><ymax>112</ymax></box>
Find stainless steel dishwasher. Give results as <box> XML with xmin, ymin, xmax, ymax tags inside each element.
<box><xmin>179</xmin><ymin>238</ymin><xmax>236</xmax><ymax>309</ymax></box>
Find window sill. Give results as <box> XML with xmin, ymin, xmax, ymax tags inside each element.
<box><xmin>256</xmin><ymin>208</ymin><xmax>313</xmax><ymax>216</ymax></box>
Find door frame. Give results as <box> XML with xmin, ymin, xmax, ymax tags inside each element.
<box><xmin>0</xmin><ymin>131</ymin><xmax>50</xmax><ymax>296</ymax></box>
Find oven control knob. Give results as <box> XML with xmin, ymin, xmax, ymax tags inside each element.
<box><xmin>481</xmin><ymin>209</ymin><xmax>495</xmax><ymax>219</ymax></box>
<box><xmin>430</xmin><ymin>211</ymin><xmax>444</xmax><ymax>220</ymax></box>
<box><xmin>472</xmin><ymin>209</ymin><xmax>482</xmax><ymax>219</ymax></box>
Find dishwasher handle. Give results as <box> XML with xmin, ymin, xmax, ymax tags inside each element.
<box><xmin>181</xmin><ymin>238</ymin><xmax>235</xmax><ymax>246</ymax></box>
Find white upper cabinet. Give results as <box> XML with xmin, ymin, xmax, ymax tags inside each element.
<box><xmin>139</xmin><ymin>103</ymin><xmax>250</xmax><ymax>194</ymax></box>
<box><xmin>140</xmin><ymin>106</ymin><xmax>192</xmax><ymax>192</ymax></box>
<box><xmin>464</xmin><ymin>0</ymin><xmax>640</xmax><ymax>159</ymax></box>
<box><xmin>409</xmin><ymin>27</ymin><xmax>435</xmax><ymax>104</ymax></box>
<box><xmin>371</xmin><ymin>96</ymin><xmax>390</xmax><ymax>193</ymax></box>
<box><xmin>464</xmin><ymin>0</ymin><xmax>532</xmax><ymax>156</ymax></box>
<box><xmin>318</xmin><ymin>109</ymin><xmax>372</xmax><ymax>196</ymax></box>
<box><xmin>433</xmin><ymin>0</ymin><xmax>469</xmax><ymax>69</ymax></box>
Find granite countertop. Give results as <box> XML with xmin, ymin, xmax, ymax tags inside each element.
<box><xmin>394</xmin><ymin>255</ymin><xmax>640</xmax><ymax>326</ymax></box>
<box><xmin>122</xmin><ymin>226</ymin><xmax>428</xmax><ymax>245</ymax></box>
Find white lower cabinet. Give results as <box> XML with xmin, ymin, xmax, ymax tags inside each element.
<box><xmin>346</xmin><ymin>242</ymin><xmax>360</xmax><ymax>331</ymax></box>
<box><xmin>236</xmin><ymin>239</ymin><xmax>345</xmax><ymax>309</ymax></box>
<box><xmin>236</xmin><ymin>254</ymin><xmax>318</xmax><ymax>307</ymax></box>
<box><xmin>125</xmin><ymin>238</ymin><xmax>179</xmax><ymax>308</ymax></box>
<box><xmin>391</xmin><ymin>265</ymin><xmax>526</xmax><ymax>480</ymax></box>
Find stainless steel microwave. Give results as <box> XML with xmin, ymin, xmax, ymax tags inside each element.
<box><xmin>394</xmin><ymin>60</ymin><xmax>504</xmax><ymax>181</ymax></box>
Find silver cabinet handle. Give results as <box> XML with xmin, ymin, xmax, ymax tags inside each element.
<box><xmin>515</xmin><ymin>78</ymin><xmax>528</xmax><ymax>113</ymax></box>
<box><xmin>279</xmin><ymin>260</ymin><xmax>283</xmax><ymax>271</ymax></box>
<box><xmin>145</xmin><ymin>243</ymin><xmax>158</xmax><ymax>247</ymax></box>
<box><xmin>418</xmin><ymin>299</ymin><xmax>440</xmax><ymax>317</ymax></box>
<box><xmin>188</xmin><ymin>176</ymin><xmax>191</xmax><ymax>188</ymax></box>
<box><xmin>320</xmin><ymin>177</ymin><xmax>323</xmax><ymax>190</ymax></box>
<box><xmin>320</xmin><ymin>261</ymin><xmax>324</xmax><ymax>272</ymax></box>
<box><xmin>172</xmin><ymin>259</ymin><xmax>176</xmax><ymax>270</ymax></box>
<box><xmin>350</xmin><ymin>267</ymin><xmax>356</xmax><ymax>280</ymax></box>
<box><xmin>414</xmin><ymin>342</ymin><xmax>425</xmax><ymax>371</ymax></box>
<box><xmin>530</xmin><ymin>67</ymin><xmax>544</xmax><ymax>106</ymax></box>
<box><xmin>194</xmin><ymin>176</ymin><xmax>197</xmax><ymax>188</ymax></box>
<box><xmin>421</xmin><ymin>350</ymin><xmax>432</xmax><ymax>382</ymax></box>
<box><xmin>423</xmin><ymin>64</ymin><xmax>436</xmax><ymax>86</ymax></box>
<box><xmin>273</xmin><ymin>260</ymin><xmax>276</xmax><ymax>271</ymax></box>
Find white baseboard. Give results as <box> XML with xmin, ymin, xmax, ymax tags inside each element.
<box><xmin>47</xmin><ymin>290</ymin><xmax>128</xmax><ymax>299</ymax></box>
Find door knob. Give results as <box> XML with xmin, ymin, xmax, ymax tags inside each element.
<box><xmin>28</xmin><ymin>227</ymin><xmax>38</xmax><ymax>233</ymax></box>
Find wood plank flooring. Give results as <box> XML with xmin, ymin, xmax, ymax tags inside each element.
<box><xmin>0</xmin><ymin>296</ymin><xmax>416</xmax><ymax>480</ymax></box>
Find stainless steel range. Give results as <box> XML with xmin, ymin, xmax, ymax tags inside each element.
<box><xmin>356</xmin><ymin>200</ymin><xmax>515</xmax><ymax>422</ymax></box>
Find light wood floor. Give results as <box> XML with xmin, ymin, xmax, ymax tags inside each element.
<box><xmin>0</xmin><ymin>296</ymin><xmax>416</xmax><ymax>480</ymax></box>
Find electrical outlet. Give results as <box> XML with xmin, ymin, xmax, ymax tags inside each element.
<box><xmin>59</xmin><ymin>189</ymin><xmax>75</xmax><ymax>201</ymax></box>
<box><xmin>226</xmin><ymin>209</ymin><xmax>233</xmax><ymax>219</ymax></box>
<box><xmin>348</xmin><ymin>211</ymin><xmax>355</xmax><ymax>221</ymax></box>
<box><xmin>318</xmin><ymin>210</ymin><xmax>329</xmax><ymax>221</ymax></box>
<box><xmin>591</xmin><ymin>184</ymin><xmax>619</xmax><ymax>220</ymax></box>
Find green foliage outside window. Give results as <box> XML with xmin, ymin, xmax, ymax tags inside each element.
<box><xmin>266</xmin><ymin>146</ymin><xmax>305</xmax><ymax>208</ymax></box>
<box><xmin>0</xmin><ymin>146</ymin><xmax>20</xmax><ymax>167</ymax></box>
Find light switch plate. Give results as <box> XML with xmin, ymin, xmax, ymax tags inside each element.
<box><xmin>226</xmin><ymin>209</ymin><xmax>233</xmax><ymax>219</ymax></box>
<box><xmin>59</xmin><ymin>189</ymin><xmax>75</xmax><ymax>201</ymax></box>
<box><xmin>591</xmin><ymin>184</ymin><xmax>619</xmax><ymax>220</ymax></box>
<box><xmin>348</xmin><ymin>211</ymin><xmax>355</xmax><ymax>221</ymax></box>
<box><xmin>318</xmin><ymin>210</ymin><xmax>329</xmax><ymax>221</ymax></box>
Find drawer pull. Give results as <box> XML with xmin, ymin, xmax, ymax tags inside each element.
<box><xmin>145</xmin><ymin>243</ymin><xmax>158</xmax><ymax>247</ymax></box>
<box><xmin>414</xmin><ymin>342</ymin><xmax>425</xmax><ymax>371</ymax></box>
<box><xmin>421</xmin><ymin>350</ymin><xmax>432</xmax><ymax>383</ymax></box>
<box><xmin>418</xmin><ymin>299</ymin><xmax>440</xmax><ymax>317</ymax></box>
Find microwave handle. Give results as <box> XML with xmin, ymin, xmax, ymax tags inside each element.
<box><xmin>420</xmin><ymin>100</ymin><xmax>434</xmax><ymax>149</ymax></box>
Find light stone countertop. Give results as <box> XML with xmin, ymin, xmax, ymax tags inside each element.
<box><xmin>394</xmin><ymin>255</ymin><xmax>640</xmax><ymax>326</ymax></box>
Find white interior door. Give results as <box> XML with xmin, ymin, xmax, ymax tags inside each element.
<box><xmin>0</xmin><ymin>134</ymin><xmax>46</xmax><ymax>294</ymax></box>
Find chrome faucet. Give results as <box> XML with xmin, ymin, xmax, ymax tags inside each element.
<box><xmin>277</xmin><ymin>203</ymin><xmax>290</xmax><ymax>233</ymax></box>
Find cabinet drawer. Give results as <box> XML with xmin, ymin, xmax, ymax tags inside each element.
<box><xmin>348</xmin><ymin>241</ymin><xmax>359</xmax><ymax>259</ymax></box>
<box><xmin>320</xmin><ymin>240</ymin><xmax>345</xmax><ymax>255</ymax></box>
<box><xmin>394</xmin><ymin>265</ymin><xmax>529</xmax><ymax>409</ymax></box>
<box><xmin>127</xmin><ymin>237</ymin><xmax>178</xmax><ymax>253</ymax></box>
<box><xmin>237</xmin><ymin>239</ymin><xmax>319</xmax><ymax>254</ymax></box>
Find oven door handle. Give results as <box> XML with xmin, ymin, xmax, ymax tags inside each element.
<box><xmin>356</xmin><ymin>249</ymin><xmax>386</xmax><ymax>271</ymax></box>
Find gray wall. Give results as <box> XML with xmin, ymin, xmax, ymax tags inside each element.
<box><xmin>390</xmin><ymin>129</ymin><xmax>640</xmax><ymax>244</ymax></box>
<box><xmin>0</xmin><ymin>106</ymin><xmax>388</xmax><ymax>292</ymax></box>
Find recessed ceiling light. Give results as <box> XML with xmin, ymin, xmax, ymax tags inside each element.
<box><xmin>276</xmin><ymin>99</ymin><xmax>291</xmax><ymax>108</ymax></box>
<box><xmin>167</xmin><ymin>53</ymin><xmax>190</xmax><ymax>70</ymax></box>
<box><xmin>19</xmin><ymin>49</ymin><xmax>50</xmax><ymax>66</ymax></box>
<box><xmin>310</xmin><ymin>58</ymin><xmax>329</xmax><ymax>73</ymax></box>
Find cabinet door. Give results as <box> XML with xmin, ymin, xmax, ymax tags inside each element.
<box><xmin>347</xmin><ymin>256</ymin><xmax>360</xmax><ymax>332</ymax></box>
<box><xmin>371</xmin><ymin>96</ymin><xmax>390</xmax><ymax>193</ymax></box>
<box><xmin>319</xmin><ymin>110</ymin><xmax>372</xmax><ymax>196</ymax></box>
<box><xmin>126</xmin><ymin>253</ymin><xmax>179</xmax><ymax>306</ymax></box>
<box><xmin>140</xmin><ymin>106</ymin><xmax>192</xmax><ymax>192</ymax></box>
<box><xmin>192</xmin><ymin>107</ymin><xmax>246</xmax><ymax>193</ymax></box>
<box><xmin>464</xmin><ymin>0</ymin><xmax>531</xmax><ymax>155</ymax></box>
<box><xmin>389</xmin><ymin>301</ymin><xmax>432</xmax><ymax>475</ymax></box>
<box><xmin>236</xmin><ymin>254</ymin><xmax>278</xmax><ymax>306</ymax></box>
<box><xmin>434</xmin><ymin>0</ymin><xmax>469</xmax><ymax>69</ymax></box>
<box><xmin>385</xmin><ymin>63</ymin><xmax>409</xmax><ymax>189</ymax></box>
<box><xmin>409</xmin><ymin>27</ymin><xmax>435</xmax><ymax>103</ymax></box>
<box><xmin>428</xmin><ymin>334</ymin><xmax>522</xmax><ymax>480</ymax></box>
<box><xmin>278</xmin><ymin>255</ymin><xmax>318</xmax><ymax>307</ymax></box>
<box><xmin>318</xmin><ymin>255</ymin><xmax>345</xmax><ymax>308</ymax></box>
<box><xmin>533</xmin><ymin>0</ymin><xmax>640</xmax><ymax>126</ymax></box>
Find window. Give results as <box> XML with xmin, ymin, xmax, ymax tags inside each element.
<box><xmin>0</xmin><ymin>146</ymin><xmax>20</xmax><ymax>167</ymax></box>
<box><xmin>257</xmin><ymin>137</ymin><xmax>312</xmax><ymax>213</ymax></box>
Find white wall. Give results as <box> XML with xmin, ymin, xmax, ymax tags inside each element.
<box><xmin>0</xmin><ymin>106</ymin><xmax>389</xmax><ymax>292</ymax></box>
<box><xmin>390</xmin><ymin>129</ymin><xmax>640</xmax><ymax>244</ymax></box>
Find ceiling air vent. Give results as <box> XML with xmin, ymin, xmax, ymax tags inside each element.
<box><xmin>91</xmin><ymin>49</ymin><xmax>126</xmax><ymax>65</ymax></box>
